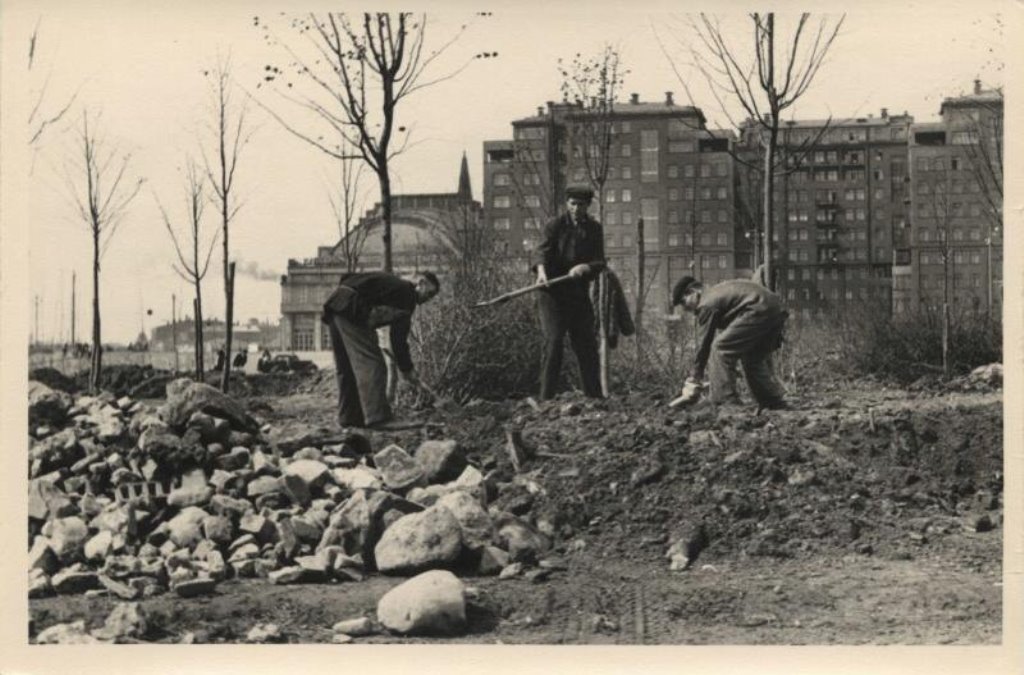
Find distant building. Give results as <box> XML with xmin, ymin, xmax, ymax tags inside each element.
<box><xmin>150</xmin><ymin>317</ymin><xmax>282</xmax><ymax>352</ymax></box>
<box><xmin>279</xmin><ymin>155</ymin><xmax>481</xmax><ymax>351</ymax></box>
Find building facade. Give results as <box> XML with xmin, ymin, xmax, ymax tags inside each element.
<box><xmin>279</xmin><ymin>156</ymin><xmax>481</xmax><ymax>351</ymax></box>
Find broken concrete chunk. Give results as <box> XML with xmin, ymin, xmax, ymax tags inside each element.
<box><xmin>377</xmin><ymin>570</ymin><xmax>466</xmax><ymax>636</ymax></box>
<box><xmin>415</xmin><ymin>440</ymin><xmax>467</xmax><ymax>484</ymax></box>
<box><xmin>374</xmin><ymin>505</ymin><xmax>463</xmax><ymax>575</ymax></box>
<box><xmin>373</xmin><ymin>444</ymin><xmax>425</xmax><ymax>491</ymax></box>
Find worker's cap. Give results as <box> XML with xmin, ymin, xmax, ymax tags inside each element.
<box><xmin>565</xmin><ymin>184</ymin><xmax>594</xmax><ymax>201</ymax></box>
<box><xmin>671</xmin><ymin>276</ymin><xmax>702</xmax><ymax>306</ymax></box>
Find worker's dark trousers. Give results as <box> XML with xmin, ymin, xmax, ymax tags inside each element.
<box><xmin>537</xmin><ymin>287</ymin><xmax>603</xmax><ymax>400</ymax></box>
<box><xmin>708</xmin><ymin>310</ymin><xmax>787</xmax><ymax>408</ymax></box>
<box><xmin>325</xmin><ymin>313</ymin><xmax>392</xmax><ymax>427</ymax></box>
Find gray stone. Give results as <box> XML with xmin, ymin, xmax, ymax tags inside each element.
<box><xmin>293</xmin><ymin>447</ymin><xmax>323</xmax><ymax>461</ymax></box>
<box><xmin>239</xmin><ymin>513</ymin><xmax>276</xmax><ymax>542</ymax></box>
<box><xmin>52</xmin><ymin>569</ymin><xmax>101</xmax><ymax>594</ymax></box>
<box><xmin>246</xmin><ymin>623</ymin><xmax>282</xmax><ymax>643</ymax></box>
<box><xmin>282</xmin><ymin>473</ymin><xmax>312</xmax><ymax>506</ymax></box>
<box><xmin>374</xmin><ymin>444</ymin><xmax>424</xmax><ymax>491</ymax></box>
<box><xmin>160</xmin><ymin>378</ymin><xmax>259</xmax><ymax>432</ymax></box>
<box><xmin>173</xmin><ymin>577</ymin><xmax>218</xmax><ymax>597</ymax></box>
<box><xmin>102</xmin><ymin>555</ymin><xmax>142</xmax><ymax>579</ymax></box>
<box><xmin>436</xmin><ymin>491</ymin><xmax>494</xmax><ymax>549</ymax></box>
<box><xmin>29</xmin><ymin>429</ymin><xmax>80</xmax><ymax>469</ymax></box>
<box><xmin>98</xmin><ymin>574</ymin><xmax>140</xmax><ymax>600</ymax></box>
<box><xmin>84</xmin><ymin>531</ymin><xmax>114</xmax><ymax>561</ymax></box>
<box><xmin>167</xmin><ymin>507</ymin><xmax>209</xmax><ymax>549</ymax></box>
<box><xmin>219</xmin><ymin>446</ymin><xmax>252</xmax><ymax>471</ymax></box>
<box><xmin>90</xmin><ymin>505</ymin><xmax>134</xmax><ymax>536</ymax></box>
<box><xmin>498</xmin><ymin>562</ymin><xmax>524</xmax><ymax>579</ymax></box>
<box><xmin>247</xmin><ymin>475</ymin><xmax>282</xmax><ymax>498</ymax></box>
<box><xmin>29</xmin><ymin>571</ymin><xmax>53</xmax><ymax>598</ymax></box>
<box><xmin>415</xmin><ymin>440</ymin><xmax>467</xmax><ymax>484</ymax></box>
<box><xmin>374</xmin><ymin>505</ymin><xmax>463</xmax><ymax>575</ymax></box>
<box><xmin>35</xmin><ymin>620</ymin><xmax>100</xmax><ymax>644</ymax></box>
<box><xmin>209</xmin><ymin>494</ymin><xmax>250</xmax><ymax>518</ymax></box>
<box><xmin>284</xmin><ymin>459</ymin><xmax>330</xmax><ymax>489</ymax></box>
<box><xmin>50</xmin><ymin>516</ymin><xmax>89</xmax><ymax>562</ymax></box>
<box><xmin>269</xmin><ymin>565</ymin><xmax>322</xmax><ymax>585</ymax></box>
<box><xmin>93</xmin><ymin>602</ymin><xmax>148</xmax><ymax>640</ymax></box>
<box><xmin>28</xmin><ymin>479</ymin><xmax>73</xmax><ymax>521</ymax></box>
<box><xmin>376</xmin><ymin>570</ymin><xmax>466</xmax><ymax>636</ymax></box>
<box><xmin>331</xmin><ymin>616</ymin><xmax>375</xmax><ymax>637</ymax></box>
<box><xmin>202</xmin><ymin>515</ymin><xmax>234</xmax><ymax>545</ymax></box>
<box><xmin>496</xmin><ymin>516</ymin><xmax>551</xmax><ymax>564</ymax></box>
<box><xmin>29</xmin><ymin>381</ymin><xmax>73</xmax><ymax>426</ymax></box>
<box><xmin>228</xmin><ymin>543</ymin><xmax>260</xmax><ymax>562</ymax></box>
<box><xmin>477</xmin><ymin>546</ymin><xmax>510</xmax><ymax>576</ymax></box>
<box><xmin>251</xmin><ymin>449</ymin><xmax>276</xmax><ymax>475</ymax></box>
<box><xmin>168</xmin><ymin>485</ymin><xmax>214</xmax><ymax>508</ymax></box>
<box><xmin>331</xmin><ymin>466</ymin><xmax>382</xmax><ymax>491</ymax></box>
<box><xmin>29</xmin><ymin>537</ymin><xmax>60</xmax><ymax>575</ymax></box>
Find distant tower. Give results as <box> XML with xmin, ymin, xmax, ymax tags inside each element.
<box><xmin>457</xmin><ymin>151</ymin><xmax>473</xmax><ymax>201</ymax></box>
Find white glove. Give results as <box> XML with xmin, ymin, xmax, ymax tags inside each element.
<box><xmin>679</xmin><ymin>377</ymin><xmax>703</xmax><ymax>402</ymax></box>
<box><xmin>568</xmin><ymin>264</ymin><xmax>590</xmax><ymax>278</ymax></box>
<box><xmin>536</xmin><ymin>265</ymin><xmax>549</xmax><ymax>286</ymax></box>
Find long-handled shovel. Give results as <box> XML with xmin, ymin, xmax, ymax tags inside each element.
<box><xmin>470</xmin><ymin>274</ymin><xmax>575</xmax><ymax>309</ymax></box>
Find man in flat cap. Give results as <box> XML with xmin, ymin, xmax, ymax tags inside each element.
<box><xmin>534</xmin><ymin>184</ymin><xmax>605</xmax><ymax>399</ymax></box>
<box><xmin>671</xmin><ymin>275</ymin><xmax>788</xmax><ymax>410</ymax></box>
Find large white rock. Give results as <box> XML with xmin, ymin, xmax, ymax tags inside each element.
<box><xmin>376</xmin><ymin>570</ymin><xmax>467</xmax><ymax>636</ymax></box>
<box><xmin>35</xmin><ymin>620</ymin><xmax>100</xmax><ymax>644</ymax></box>
<box><xmin>167</xmin><ymin>507</ymin><xmax>210</xmax><ymax>548</ymax></box>
<box><xmin>84</xmin><ymin>531</ymin><xmax>114</xmax><ymax>561</ymax></box>
<box><xmin>435</xmin><ymin>491</ymin><xmax>494</xmax><ymax>549</ymax></box>
<box><xmin>49</xmin><ymin>516</ymin><xmax>89</xmax><ymax>562</ymax></box>
<box><xmin>373</xmin><ymin>506</ymin><xmax>463</xmax><ymax>575</ymax></box>
<box><xmin>332</xmin><ymin>466</ymin><xmax>382</xmax><ymax>491</ymax></box>
<box><xmin>284</xmin><ymin>459</ymin><xmax>330</xmax><ymax>488</ymax></box>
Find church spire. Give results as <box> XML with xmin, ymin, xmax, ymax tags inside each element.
<box><xmin>457</xmin><ymin>150</ymin><xmax>472</xmax><ymax>201</ymax></box>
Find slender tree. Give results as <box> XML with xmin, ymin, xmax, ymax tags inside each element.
<box><xmin>156</xmin><ymin>159</ymin><xmax>219</xmax><ymax>379</ymax></box>
<box><xmin>61</xmin><ymin>110</ymin><xmax>144</xmax><ymax>392</ymax></box>
<box><xmin>254</xmin><ymin>12</ymin><xmax>491</xmax><ymax>272</ymax></box>
<box><xmin>28</xmin><ymin>18</ymin><xmax>78</xmax><ymax>154</ymax></box>
<box><xmin>670</xmin><ymin>13</ymin><xmax>844</xmax><ymax>289</ymax></box>
<box><xmin>201</xmin><ymin>56</ymin><xmax>254</xmax><ymax>392</ymax></box>
<box><xmin>327</xmin><ymin>153</ymin><xmax>370</xmax><ymax>272</ymax></box>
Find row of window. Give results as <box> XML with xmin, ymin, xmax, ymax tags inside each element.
<box><xmin>920</xmin><ymin>250</ymin><xmax>986</xmax><ymax>265</ymax></box>
<box><xmin>915</xmin><ymin>156</ymin><xmax>974</xmax><ymax>172</ymax></box>
<box><xmin>915</xmin><ymin>201</ymin><xmax>986</xmax><ymax>217</ymax></box>
<box><xmin>918</xmin><ymin>274</ymin><xmax>984</xmax><ymax>289</ymax></box>
<box><xmin>915</xmin><ymin>179</ymin><xmax>983</xmax><ymax>195</ymax></box>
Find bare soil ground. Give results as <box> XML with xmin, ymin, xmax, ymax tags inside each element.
<box><xmin>29</xmin><ymin>374</ymin><xmax>1003</xmax><ymax>644</ymax></box>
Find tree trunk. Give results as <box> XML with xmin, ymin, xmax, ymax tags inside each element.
<box><xmin>942</xmin><ymin>301</ymin><xmax>950</xmax><ymax>378</ymax></box>
<box><xmin>598</xmin><ymin>271</ymin><xmax>609</xmax><ymax>396</ymax></box>
<box><xmin>194</xmin><ymin>294</ymin><xmax>205</xmax><ymax>380</ymax></box>
<box><xmin>762</xmin><ymin>124</ymin><xmax>778</xmax><ymax>291</ymax></box>
<box><xmin>90</xmin><ymin>232</ymin><xmax>101</xmax><ymax>393</ymax></box>
<box><xmin>635</xmin><ymin>218</ymin><xmax>645</xmax><ymax>363</ymax></box>
<box><xmin>379</xmin><ymin>165</ymin><xmax>393</xmax><ymax>273</ymax></box>
<box><xmin>221</xmin><ymin>262</ymin><xmax>235</xmax><ymax>392</ymax></box>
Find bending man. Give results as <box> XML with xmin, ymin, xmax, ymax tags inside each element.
<box><xmin>321</xmin><ymin>270</ymin><xmax>440</xmax><ymax>429</ymax></box>
<box><xmin>671</xmin><ymin>276</ymin><xmax>788</xmax><ymax>410</ymax></box>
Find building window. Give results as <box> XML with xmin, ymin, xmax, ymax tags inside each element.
<box><xmin>700</xmin><ymin>210</ymin><xmax>711</xmax><ymax>223</ymax></box>
<box><xmin>493</xmin><ymin>173</ymin><xmax>510</xmax><ymax>186</ymax></box>
<box><xmin>717</xmin><ymin>210</ymin><xmax>728</xmax><ymax>223</ymax></box>
<box><xmin>700</xmin><ymin>164</ymin><xmax>712</xmax><ymax>178</ymax></box>
<box><xmin>622</xmin><ymin>234</ymin><xmax>633</xmax><ymax>247</ymax></box>
<box><xmin>669</xmin><ymin>188</ymin><xmax>680</xmax><ymax>201</ymax></box>
<box><xmin>606</xmin><ymin>211</ymin><xmax>618</xmax><ymax>225</ymax></box>
<box><xmin>700</xmin><ymin>233</ymin><xmax>712</xmax><ymax>246</ymax></box>
<box><xmin>683</xmin><ymin>187</ymin><xmax>694</xmax><ymax>200</ymax></box>
<box><xmin>668</xmin><ymin>210</ymin><xmax>679</xmax><ymax>224</ymax></box>
<box><xmin>668</xmin><ymin>165</ymin><xmax>679</xmax><ymax>178</ymax></box>
<box><xmin>622</xmin><ymin>166</ymin><xmax>633</xmax><ymax>180</ymax></box>
<box><xmin>493</xmin><ymin>195</ymin><xmax>511</xmax><ymax>208</ymax></box>
<box><xmin>684</xmin><ymin>164</ymin><xmax>695</xmax><ymax>178</ymax></box>
<box><xmin>668</xmin><ymin>234</ymin><xmax>680</xmax><ymax>247</ymax></box>
<box><xmin>717</xmin><ymin>187</ymin><xmax>728</xmax><ymax>199</ymax></box>
<box><xmin>606</xmin><ymin>236</ymin><xmax>617</xmax><ymax>248</ymax></box>
<box><xmin>292</xmin><ymin>316</ymin><xmax>315</xmax><ymax>351</ymax></box>
<box><xmin>622</xmin><ymin>189</ymin><xmax>632</xmax><ymax>202</ymax></box>
<box><xmin>717</xmin><ymin>232</ymin><xmax>728</xmax><ymax>245</ymax></box>
<box><xmin>621</xmin><ymin>143</ymin><xmax>633</xmax><ymax>157</ymax></box>
<box><xmin>641</xmin><ymin>198</ymin><xmax>659</xmax><ymax>227</ymax></box>
<box><xmin>606</xmin><ymin>191</ymin><xmax>617</xmax><ymax>203</ymax></box>
<box><xmin>493</xmin><ymin>217</ymin><xmax>511</xmax><ymax>230</ymax></box>
<box><xmin>524</xmin><ymin>195</ymin><xmax>541</xmax><ymax>208</ymax></box>
<box><xmin>641</xmin><ymin>130</ymin><xmax>659</xmax><ymax>182</ymax></box>
<box><xmin>524</xmin><ymin>217</ymin><xmax>540</xmax><ymax>230</ymax></box>
<box><xmin>623</xmin><ymin>211</ymin><xmax>634</xmax><ymax>225</ymax></box>
<box><xmin>718</xmin><ymin>255</ymin><xmax>728</xmax><ymax>269</ymax></box>
<box><xmin>700</xmin><ymin>187</ymin><xmax>713</xmax><ymax>200</ymax></box>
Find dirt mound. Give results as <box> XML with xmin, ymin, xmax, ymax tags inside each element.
<box><xmin>29</xmin><ymin>368</ymin><xmax>79</xmax><ymax>394</ymax></box>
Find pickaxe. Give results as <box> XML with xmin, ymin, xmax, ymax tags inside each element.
<box><xmin>470</xmin><ymin>274</ymin><xmax>575</xmax><ymax>309</ymax></box>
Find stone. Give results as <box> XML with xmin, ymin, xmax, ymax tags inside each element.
<box><xmin>295</xmin><ymin>552</ymin><xmax>331</xmax><ymax>575</ymax></box>
<box><xmin>972</xmin><ymin>514</ymin><xmax>996</xmax><ymax>533</ymax></box>
<box><xmin>332</xmin><ymin>633</ymin><xmax>354</xmax><ymax>644</ymax></box>
<box><xmin>137</xmin><ymin>427</ymin><xmax>186</xmax><ymax>459</ymax></box>
<box><xmin>374</xmin><ymin>444</ymin><xmax>425</xmax><ymax>491</ymax></box>
<box><xmin>95</xmin><ymin>415</ymin><xmax>126</xmax><ymax>443</ymax></box>
<box><xmin>293</xmin><ymin>446</ymin><xmax>323</xmax><ymax>461</ymax></box>
<box><xmin>282</xmin><ymin>473</ymin><xmax>312</xmax><ymax>506</ymax></box>
<box><xmin>499</xmin><ymin>562</ymin><xmax>524</xmax><ymax>579</ymax></box>
<box><xmin>332</xmin><ymin>466</ymin><xmax>383</xmax><ymax>491</ymax></box>
<box><xmin>247</xmin><ymin>475</ymin><xmax>282</xmax><ymax>498</ymax></box>
<box><xmin>102</xmin><ymin>555</ymin><xmax>142</xmax><ymax>579</ymax></box>
<box><xmin>495</xmin><ymin>516</ymin><xmax>551</xmax><ymax>564</ymax></box>
<box><xmin>331</xmin><ymin>616</ymin><xmax>375</xmax><ymax>637</ymax></box>
<box><xmin>98</xmin><ymin>574</ymin><xmax>140</xmax><ymax>600</ymax></box>
<box><xmin>477</xmin><ymin>546</ymin><xmax>510</xmax><ymax>576</ymax></box>
<box><xmin>90</xmin><ymin>505</ymin><xmax>133</xmax><ymax>536</ymax></box>
<box><xmin>284</xmin><ymin>459</ymin><xmax>330</xmax><ymax>488</ymax></box>
<box><xmin>292</xmin><ymin>516</ymin><xmax>324</xmax><ymax>544</ymax></box>
<box><xmin>50</xmin><ymin>516</ymin><xmax>89</xmax><ymax>562</ymax></box>
<box><xmin>219</xmin><ymin>446</ymin><xmax>252</xmax><ymax>472</ymax></box>
<box><xmin>160</xmin><ymin>378</ymin><xmax>259</xmax><ymax>432</ymax></box>
<box><xmin>269</xmin><ymin>566</ymin><xmax>317</xmax><ymax>585</ymax></box>
<box><xmin>168</xmin><ymin>485</ymin><xmax>214</xmax><ymax>508</ymax></box>
<box><xmin>229</xmin><ymin>543</ymin><xmax>260</xmax><ymax>562</ymax></box>
<box><xmin>202</xmin><ymin>515</ymin><xmax>235</xmax><ymax>545</ymax></box>
<box><xmin>28</xmin><ymin>479</ymin><xmax>73</xmax><ymax>521</ymax></box>
<box><xmin>29</xmin><ymin>381</ymin><xmax>73</xmax><ymax>426</ymax></box>
<box><xmin>29</xmin><ymin>429</ymin><xmax>79</xmax><ymax>470</ymax></box>
<box><xmin>93</xmin><ymin>602</ymin><xmax>148</xmax><ymax>640</ymax></box>
<box><xmin>251</xmin><ymin>449</ymin><xmax>276</xmax><ymax>476</ymax></box>
<box><xmin>239</xmin><ymin>513</ymin><xmax>276</xmax><ymax>543</ymax></box>
<box><xmin>84</xmin><ymin>531</ymin><xmax>114</xmax><ymax>561</ymax></box>
<box><xmin>246</xmin><ymin>623</ymin><xmax>282</xmax><ymax>643</ymax></box>
<box><xmin>209</xmin><ymin>494</ymin><xmax>250</xmax><ymax>518</ymax></box>
<box><xmin>29</xmin><ymin>537</ymin><xmax>60</xmax><ymax>575</ymax></box>
<box><xmin>28</xmin><ymin>571</ymin><xmax>52</xmax><ymax>598</ymax></box>
<box><xmin>376</xmin><ymin>570</ymin><xmax>466</xmax><ymax>636</ymax></box>
<box><xmin>630</xmin><ymin>459</ymin><xmax>665</xmax><ymax>487</ymax></box>
<box><xmin>205</xmin><ymin>550</ymin><xmax>227</xmax><ymax>580</ymax></box>
<box><xmin>35</xmin><ymin>620</ymin><xmax>100</xmax><ymax>645</ymax></box>
<box><xmin>173</xmin><ymin>577</ymin><xmax>218</xmax><ymax>598</ymax></box>
<box><xmin>436</xmin><ymin>491</ymin><xmax>494</xmax><ymax>549</ymax></box>
<box><xmin>52</xmin><ymin>569</ymin><xmax>101</xmax><ymax>594</ymax></box>
<box><xmin>276</xmin><ymin>518</ymin><xmax>301</xmax><ymax>559</ymax></box>
<box><xmin>415</xmin><ymin>440</ymin><xmax>468</xmax><ymax>484</ymax></box>
<box><xmin>167</xmin><ymin>507</ymin><xmax>210</xmax><ymax>549</ymax></box>
<box><xmin>374</xmin><ymin>505</ymin><xmax>463</xmax><ymax>575</ymax></box>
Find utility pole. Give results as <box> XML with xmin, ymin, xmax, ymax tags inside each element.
<box><xmin>71</xmin><ymin>271</ymin><xmax>76</xmax><ymax>348</ymax></box>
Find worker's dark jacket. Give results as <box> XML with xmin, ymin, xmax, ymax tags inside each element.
<box><xmin>590</xmin><ymin>269</ymin><xmax>635</xmax><ymax>349</ymax></box>
<box><xmin>536</xmin><ymin>213</ymin><xmax>606</xmax><ymax>287</ymax></box>
<box><xmin>691</xmin><ymin>279</ymin><xmax>786</xmax><ymax>380</ymax></box>
<box><xmin>321</xmin><ymin>272</ymin><xmax>418</xmax><ymax>373</ymax></box>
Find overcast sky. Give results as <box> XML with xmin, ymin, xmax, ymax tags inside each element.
<box><xmin>5</xmin><ymin>0</ymin><xmax>1008</xmax><ymax>343</ymax></box>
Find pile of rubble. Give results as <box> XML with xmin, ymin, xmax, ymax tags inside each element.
<box><xmin>28</xmin><ymin>377</ymin><xmax>557</xmax><ymax>638</ymax></box>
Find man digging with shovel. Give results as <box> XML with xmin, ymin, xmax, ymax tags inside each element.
<box><xmin>322</xmin><ymin>270</ymin><xmax>440</xmax><ymax>430</ymax></box>
<box><xmin>670</xmin><ymin>275</ymin><xmax>789</xmax><ymax>411</ymax></box>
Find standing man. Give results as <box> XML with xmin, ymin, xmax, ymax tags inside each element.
<box><xmin>535</xmin><ymin>184</ymin><xmax>605</xmax><ymax>400</ymax></box>
<box><xmin>671</xmin><ymin>276</ymin><xmax>788</xmax><ymax>410</ymax></box>
<box><xmin>322</xmin><ymin>270</ymin><xmax>440</xmax><ymax>429</ymax></box>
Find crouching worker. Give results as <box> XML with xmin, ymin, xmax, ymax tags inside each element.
<box><xmin>671</xmin><ymin>276</ymin><xmax>788</xmax><ymax>410</ymax></box>
<box><xmin>321</xmin><ymin>270</ymin><xmax>440</xmax><ymax>429</ymax></box>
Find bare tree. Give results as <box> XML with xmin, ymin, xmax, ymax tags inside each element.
<box><xmin>201</xmin><ymin>56</ymin><xmax>254</xmax><ymax>392</ymax></box>
<box><xmin>254</xmin><ymin>12</ymin><xmax>490</xmax><ymax>272</ymax></box>
<box><xmin>61</xmin><ymin>110</ymin><xmax>144</xmax><ymax>392</ymax></box>
<box><xmin>669</xmin><ymin>13</ymin><xmax>844</xmax><ymax>289</ymax></box>
<box><xmin>156</xmin><ymin>159</ymin><xmax>219</xmax><ymax>379</ymax></box>
<box><xmin>28</xmin><ymin>18</ymin><xmax>78</xmax><ymax>154</ymax></box>
<box><xmin>327</xmin><ymin>153</ymin><xmax>370</xmax><ymax>272</ymax></box>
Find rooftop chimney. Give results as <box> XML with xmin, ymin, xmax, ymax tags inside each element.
<box><xmin>665</xmin><ymin>91</ymin><xmax>674</xmax><ymax>106</ymax></box>
<box><xmin>881</xmin><ymin>107</ymin><xmax>888</xmax><ymax>118</ymax></box>
<box><xmin>974</xmin><ymin>78</ymin><xmax>982</xmax><ymax>94</ymax></box>
<box><xmin>630</xmin><ymin>92</ymin><xmax>639</xmax><ymax>105</ymax></box>
<box><xmin>537</xmin><ymin>106</ymin><xmax>544</xmax><ymax>116</ymax></box>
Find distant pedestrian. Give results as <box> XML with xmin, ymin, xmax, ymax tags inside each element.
<box><xmin>213</xmin><ymin>347</ymin><xmax>226</xmax><ymax>372</ymax></box>
<box><xmin>233</xmin><ymin>349</ymin><xmax>248</xmax><ymax>368</ymax></box>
